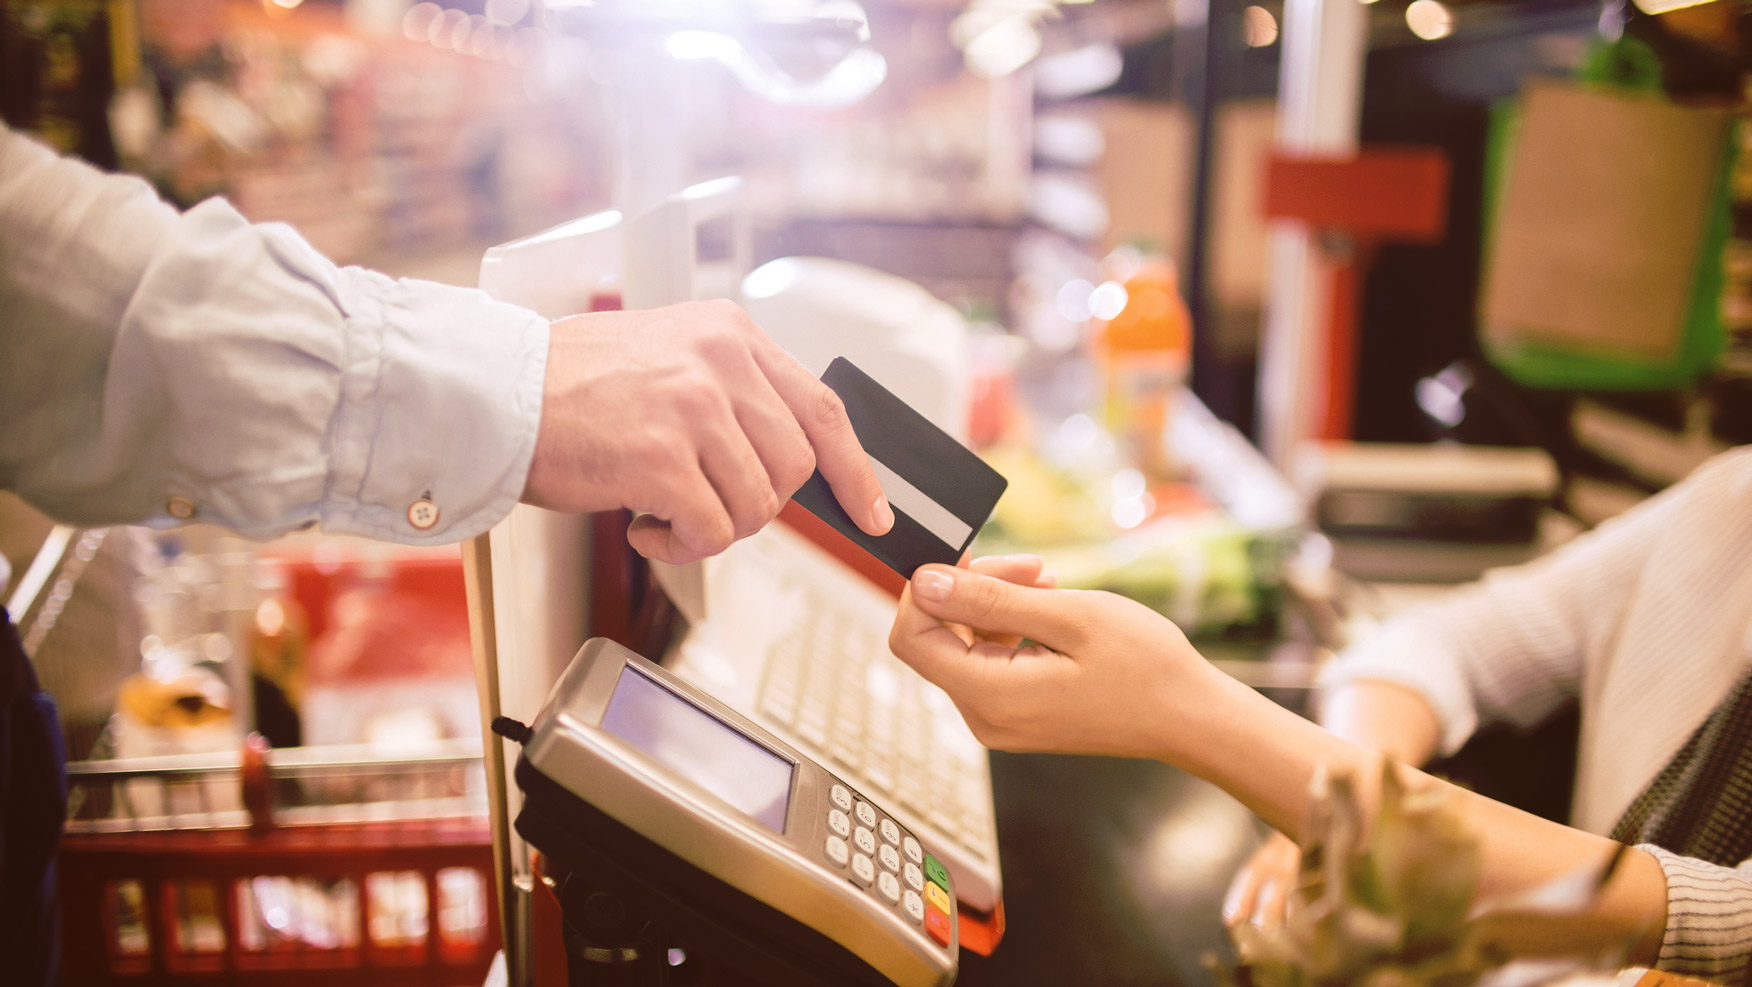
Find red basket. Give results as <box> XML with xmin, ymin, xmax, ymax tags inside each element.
<box><xmin>59</xmin><ymin>738</ymin><xmax>499</xmax><ymax>985</ymax></box>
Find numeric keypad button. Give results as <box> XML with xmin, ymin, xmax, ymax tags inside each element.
<box><xmin>903</xmin><ymin>862</ymin><xmax>924</xmax><ymax>892</ymax></box>
<box><xmin>924</xmin><ymin>881</ymin><xmax>951</xmax><ymax>915</ymax></box>
<box><xmin>902</xmin><ymin>890</ymin><xmax>924</xmax><ymax>923</ymax></box>
<box><xmin>879</xmin><ymin>844</ymin><xmax>901</xmax><ymax>873</ymax></box>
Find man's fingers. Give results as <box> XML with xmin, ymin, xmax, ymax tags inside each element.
<box><xmin>630</xmin><ymin>471</ymin><xmax>735</xmax><ymax>564</ymax></box>
<box><xmin>797</xmin><ymin>380</ymin><xmax>891</xmax><ymax>537</ymax></box>
<box><xmin>744</xmin><ymin>335</ymin><xmax>891</xmax><ymax>537</ymax></box>
<box><xmin>627</xmin><ymin>515</ymin><xmax>701</xmax><ymax>565</ymax></box>
<box><xmin>730</xmin><ymin>375</ymin><xmax>820</xmax><ymax>499</ymax></box>
<box><xmin>698</xmin><ymin>418</ymin><xmax>783</xmax><ymax>540</ymax></box>
<box><xmin>907</xmin><ymin>565</ymin><xmax>1089</xmax><ymax>649</ymax></box>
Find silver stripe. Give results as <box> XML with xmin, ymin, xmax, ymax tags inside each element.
<box><xmin>869</xmin><ymin>457</ymin><xmax>972</xmax><ymax>550</ymax></box>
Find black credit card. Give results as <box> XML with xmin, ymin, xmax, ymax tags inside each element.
<box><xmin>791</xmin><ymin>357</ymin><xmax>1008</xmax><ymax>577</ymax></box>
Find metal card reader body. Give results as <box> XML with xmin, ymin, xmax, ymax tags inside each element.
<box><xmin>510</xmin><ymin>638</ymin><xmax>958</xmax><ymax>987</ymax></box>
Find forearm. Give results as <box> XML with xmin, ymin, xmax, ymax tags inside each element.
<box><xmin>1169</xmin><ymin>672</ymin><xmax>1666</xmax><ymax>964</ymax></box>
<box><xmin>0</xmin><ymin>126</ymin><xmax>547</xmax><ymax>544</ymax></box>
<box><xmin>1317</xmin><ymin>679</ymin><xmax>1442</xmax><ymax>767</ymax></box>
<box><xmin>1319</xmin><ymin>488</ymin><xmax>1687</xmax><ymax>761</ymax></box>
<box><xmin>890</xmin><ymin>563</ymin><xmax>1708</xmax><ymax>973</ymax></box>
<box><xmin>0</xmin><ymin>125</ymin><xmax>177</xmax><ymax>497</ymax></box>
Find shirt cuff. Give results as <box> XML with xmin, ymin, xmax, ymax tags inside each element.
<box><xmin>1641</xmin><ymin>844</ymin><xmax>1752</xmax><ymax>983</ymax></box>
<box><xmin>320</xmin><ymin>266</ymin><xmax>549</xmax><ymax>546</ymax></box>
<box><xmin>1316</xmin><ymin>619</ymin><xmax>1481</xmax><ymax>757</ymax></box>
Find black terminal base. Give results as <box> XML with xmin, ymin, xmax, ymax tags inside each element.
<box><xmin>513</xmin><ymin>755</ymin><xmax>905</xmax><ymax>987</ymax></box>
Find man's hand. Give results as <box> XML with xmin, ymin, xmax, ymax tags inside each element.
<box><xmin>523</xmin><ymin>300</ymin><xmax>893</xmax><ymax>564</ymax></box>
<box><xmin>887</xmin><ymin>562</ymin><xmax>1220</xmax><ymax>760</ymax></box>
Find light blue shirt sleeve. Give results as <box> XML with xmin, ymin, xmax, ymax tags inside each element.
<box><xmin>0</xmin><ymin>125</ymin><xmax>549</xmax><ymax>545</ymax></box>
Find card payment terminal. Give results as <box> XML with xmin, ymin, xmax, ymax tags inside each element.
<box><xmin>503</xmin><ymin>638</ymin><xmax>959</xmax><ymax>987</ymax></box>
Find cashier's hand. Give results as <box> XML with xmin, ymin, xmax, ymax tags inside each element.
<box><xmin>888</xmin><ymin>561</ymin><xmax>1219</xmax><ymax>760</ymax></box>
<box><xmin>522</xmin><ymin>300</ymin><xmax>893</xmax><ymax>564</ymax></box>
<box><xmin>1223</xmin><ymin>829</ymin><xmax>1300</xmax><ymax>930</ymax></box>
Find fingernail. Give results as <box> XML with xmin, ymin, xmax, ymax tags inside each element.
<box><xmin>1251</xmin><ymin>882</ymin><xmax>1276</xmax><ymax>926</ymax></box>
<box><xmin>913</xmin><ymin>569</ymin><xmax>953</xmax><ymax>602</ymax></box>
<box><xmin>873</xmin><ymin>495</ymin><xmax>895</xmax><ymax>532</ymax></box>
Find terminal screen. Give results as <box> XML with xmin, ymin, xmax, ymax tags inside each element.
<box><xmin>602</xmin><ymin>667</ymin><xmax>794</xmax><ymax>833</ymax></box>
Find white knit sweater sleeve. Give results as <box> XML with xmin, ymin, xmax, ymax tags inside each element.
<box><xmin>1641</xmin><ymin>845</ymin><xmax>1752</xmax><ymax>982</ymax></box>
<box><xmin>1319</xmin><ymin>467</ymin><xmax>1711</xmax><ymax>756</ymax></box>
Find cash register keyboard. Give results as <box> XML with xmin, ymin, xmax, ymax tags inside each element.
<box><xmin>755</xmin><ymin>597</ymin><xmax>997</xmax><ymax>867</ymax></box>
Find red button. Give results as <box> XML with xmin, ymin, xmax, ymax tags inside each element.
<box><xmin>924</xmin><ymin>904</ymin><xmax>952</xmax><ymax>947</ymax></box>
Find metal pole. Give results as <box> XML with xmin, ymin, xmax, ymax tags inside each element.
<box><xmin>463</xmin><ymin>533</ymin><xmax>524</xmax><ymax>985</ymax></box>
<box><xmin>1257</xmin><ymin>0</ymin><xmax>1368</xmax><ymax>467</ymax></box>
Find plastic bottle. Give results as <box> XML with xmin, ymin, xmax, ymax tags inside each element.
<box><xmin>248</xmin><ymin>561</ymin><xmax>307</xmax><ymax>748</ymax></box>
<box><xmin>1092</xmin><ymin>252</ymin><xmax>1192</xmax><ymax>479</ymax></box>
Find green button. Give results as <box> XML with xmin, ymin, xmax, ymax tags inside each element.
<box><xmin>924</xmin><ymin>855</ymin><xmax>950</xmax><ymax>890</ymax></box>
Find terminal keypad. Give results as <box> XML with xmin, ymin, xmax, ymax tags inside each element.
<box><xmin>821</xmin><ymin>780</ymin><xmax>954</xmax><ymax>949</ymax></box>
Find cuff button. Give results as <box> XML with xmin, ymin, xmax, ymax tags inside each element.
<box><xmin>166</xmin><ymin>496</ymin><xmax>196</xmax><ymax>520</ymax></box>
<box><xmin>407</xmin><ymin>498</ymin><xmax>440</xmax><ymax>530</ymax></box>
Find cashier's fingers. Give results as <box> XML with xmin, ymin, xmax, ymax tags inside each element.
<box><xmin>889</xmin><ymin>565</ymin><xmax>1204</xmax><ymax>757</ymax></box>
<box><xmin>965</xmin><ymin>555</ymin><xmax>1057</xmax><ymax>647</ymax></box>
<box><xmin>1223</xmin><ymin>830</ymin><xmax>1300</xmax><ymax>929</ymax></box>
<box><xmin>887</xmin><ymin>583</ymin><xmax>1016</xmax><ymax>697</ymax></box>
<box><xmin>967</xmin><ymin>553</ymin><xmax>1049</xmax><ymax>587</ymax></box>
<box><xmin>885</xmin><ymin>564</ymin><xmax>1086</xmax><ymax>700</ymax></box>
<box><xmin>888</xmin><ymin>586</ymin><xmax>1082</xmax><ymax>752</ymax></box>
<box><xmin>737</xmin><ymin>312</ymin><xmax>893</xmax><ymax>537</ymax></box>
<box><xmin>906</xmin><ymin>564</ymin><xmax>1091</xmax><ymax>648</ymax></box>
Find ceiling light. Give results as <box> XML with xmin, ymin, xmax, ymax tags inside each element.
<box><xmin>1242</xmin><ymin>5</ymin><xmax>1277</xmax><ymax>47</ymax></box>
<box><xmin>1631</xmin><ymin>0</ymin><xmax>1715</xmax><ymax>11</ymax></box>
<box><xmin>963</xmin><ymin>17</ymin><xmax>1042</xmax><ymax>78</ymax></box>
<box><xmin>1405</xmin><ymin>0</ymin><xmax>1452</xmax><ymax>40</ymax></box>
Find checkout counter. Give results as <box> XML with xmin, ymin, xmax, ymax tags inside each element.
<box><xmin>481</xmin><ymin>540</ymin><xmax>1294</xmax><ymax>987</ymax></box>
<box><xmin>452</xmin><ymin>7</ymin><xmax>1328</xmax><ymax>978</ymax></box>
<box><xmin>464</xmin><ymin>183</ymin><xmax>1321</xmax><ymax>986</ymax></box>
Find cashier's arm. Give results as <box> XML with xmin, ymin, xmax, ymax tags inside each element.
<box><xmin>887</xmin><ymin>564</ymin><xmax>1668</xmax><ymax>966</ymax></box>
<box><xmin>1224</xmin><ymin>679</ymin><xmax>1442</xmax><ymax>927</ymax></box>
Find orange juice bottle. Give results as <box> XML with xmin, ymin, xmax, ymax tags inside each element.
<box><xmin>1093</xmin><ymin>254</ymin><xmax>1192</xmax><ymax>479</ymax></box>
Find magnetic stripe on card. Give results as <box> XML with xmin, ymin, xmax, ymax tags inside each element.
<box><xmin>869</xmin><ymin>457</ymin><xmax>972</xmax><ymax>550</ymax></box>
